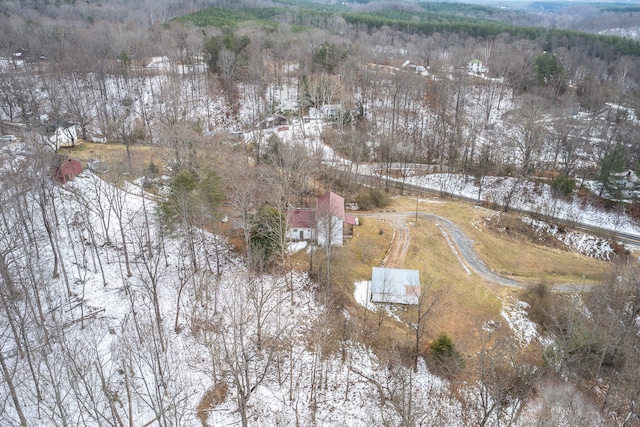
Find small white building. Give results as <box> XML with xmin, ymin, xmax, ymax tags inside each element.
<box><xmin>320</xmin><ymin>104</ymin><xmax>344</xmax><ymax>121</ymax></box>
<box><xmin>371</xmin><ymin>267</ymin><xmax>421</xmax><ymax>305</ymax></box>
<box><xmin>467</xmin><ymin>59</ymin><xmax>488</xmax><ymax>74</ymax></box>
<box><xmin>285</xmin><ymin>209</ymin><xmax>315</xmax><ymax>242</ymax></box>
<box><xmin>46</xmin><ymin>120</ymin><xmax>78</xmax><ymax>151</ymax></box>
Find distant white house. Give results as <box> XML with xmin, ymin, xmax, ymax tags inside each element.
<box><xmin>402</xmin><ymin>61</ymin><xmax>429</xmax><ymax>76</ymax></box>
<box><xmin>467</xmin><ymin>59</ymin><xmax>488</xmax><ymax>74</ymax></box>
<box><xmin>320</xmin><ymin>104</ymin><xmax>344</xmax><ymax>121</ymax></box>
<box><xmin>46</xmin><ymin>120</ymin><xmax>78</xmax><ymax>151</ymax></box>
<box><xmin>370</xmin><ymin>267</ymin><xmax>421</xmax><ymax>305</ymax></box>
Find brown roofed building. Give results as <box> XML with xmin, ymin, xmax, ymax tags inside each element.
<box><xmin>53</xmin><ymin>155</ymin><xmax>82</xmax><ymax>184</ymax></box>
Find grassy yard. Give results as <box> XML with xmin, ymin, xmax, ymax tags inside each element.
<box><xmin>59</xmin><ymin>141</ymin><xmax>166</xmax><ymax>176</ymax></box>
<box><xmin>393</xmin><ymin>195</ymin><xmax>609</xmax><ymax>282</ymax></box>
<box><xmin>311</xmin><ymin>193</ymin><xmax>613</xmax><ymax>361</ymax></box>
<box><xmin>417</xmin><ymin>198</ymin><xmax>610</xmax><ymax>284</ymax></box>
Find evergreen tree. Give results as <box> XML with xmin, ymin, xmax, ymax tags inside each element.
<box><xmin>597</xmin><ymin>143</ymin><xmax>626</xmax><ymax>198</ymax></box>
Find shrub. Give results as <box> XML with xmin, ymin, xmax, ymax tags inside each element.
<box><xmin>148</xmin><ymin>161</ymin><xmax>159</xmax><ymax>174</ymax></box>
<box><xmin>429</xmin><ymin>332</ymin><xmax>464</xmax><ymax>375</ymax></box>
<box><xmin>356</xmin><ymin>190</ymin><xmax>391</xmax><ymax>211</ymax></box>
<box><xmin>550</xmin><ymin>174</ymin><xmax>576</xmax><ymax>197</ymax></box>
<box><xmin>430</xmin><ymin>332</ymin><xmax>456</xmax><ymax>357</ymax></box>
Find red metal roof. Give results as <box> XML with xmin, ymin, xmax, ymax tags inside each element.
<box><xmin>285</xmin><ymin>209</ymin><xmax>315</xmax><ymax>229</ymax></box>
<box><xmin>316</xmin><ymin>191</ymin><xmax>345</xmax><ymax>220</ymax></box>
<box><xmin>53</xmin><ymin>156</ymin><xmax>82</xmax><ymax>184</ymax></box>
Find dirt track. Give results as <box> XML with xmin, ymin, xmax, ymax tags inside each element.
<box><xmin>376</xmin><ymin>214</ymin><xmax>410</xmax><ymax>268</ymax></box>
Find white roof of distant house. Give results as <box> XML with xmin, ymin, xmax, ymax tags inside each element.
<box><xmin>371</xmin><ymin>267</ymin><xmax>420</xmax><ymax>305</ymax></box>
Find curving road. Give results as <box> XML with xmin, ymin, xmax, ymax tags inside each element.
<box><xmin>364</xmin><ymin>211</ymin><xmax>596</xmax><ymax>292</ymax></box>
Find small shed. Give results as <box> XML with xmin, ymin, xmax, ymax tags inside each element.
<box><xmin>53</xmin><ymin>155</ymin><xmax>82</xmax><ymax>184</ymax></box>
<box><xmin>344</xmin><ymin>213</ymin><xmax>358</xmax><ymax>238</ymax></box>
<box><xmin>371</xmin><ymin>267</ymin><xmax>420</xmax><ymax>305</ymax></box>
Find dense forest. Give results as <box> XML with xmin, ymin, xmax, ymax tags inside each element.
<box><xmin>2</xmin><ymin>0</ymin><xmax>640</xmax><ymax>425</ymax></box>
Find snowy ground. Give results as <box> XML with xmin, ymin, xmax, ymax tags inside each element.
<box><xmin>522</xmin><ymin>215</ymin><xmax>614</xmax><ymax>260</ymax></box>
<box><xmin>2</xmin><ymin>170</ymin><xmax>527</xmax><ymax>426</ymax></box>
<box><xmin>1</xmin><ymin>56</ymin><xmax>628</xmax><ymax>425</ymax></box>
<box><xmin>1</xmin><ymin>144</ymin><xmax>622</xmax><ymax>425</ymax></box>
<box><xmin>501</xmin><ymin>298</ymin><xmax>540</xmax><ymax>346</ymax></box>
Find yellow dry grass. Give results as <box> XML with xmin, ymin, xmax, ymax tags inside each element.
<box><xmin>401</xmin><ymin>218</ymin><xmax>502</xmax><ymax>352</ymax></box>
<box><xmin>59</xmin><ymin>140</ymin><xmax>166</xmax><ymax>175</ymax></box>
<box><xmin>290</xmin><ymin>191</ymin><xmax>611</xmax><ymax>362</ymax></box>
<box><xmin>412</xmin><ymin>197</ymin><xmax>609</xmax><ymax>284</ymax></box>
<box><xmin>336</xmin><ymin>217</ymin><xmax>394</xmax><ymax>280</ymax></box>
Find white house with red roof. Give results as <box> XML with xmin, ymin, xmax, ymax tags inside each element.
<box><xmin>285</xmin><ymin>209</ymin><xmax>315</xmax><ymax>242</ymax></box>
<box><xmin>316</xmin><ymin>191</ymin><xmax>346</xmax><ymax>247</ymax></box>
<box><xmin>285</xmin><ymin>191</ymin><xmax>358</xmax><ymax>247</ymax></box>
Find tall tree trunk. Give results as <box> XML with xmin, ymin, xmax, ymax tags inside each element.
<box><xmin>0</xmin><ymin>350</ymin><xmax>28</xmax><ymax>427</ymax></box>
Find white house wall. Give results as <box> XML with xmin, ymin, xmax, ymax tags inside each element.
<box><xmin>287</xmin><ymin>227</ymin><xmax>314</xmax><ymax>241</ymax></box>
<box><xmin>317</xmin><ymin>215</ymin><xmax>343</xmax><ymax>247</ymax></box>
<box><xmin>49</xmin><ymin>125</ymin><xmax>78</xmax><ymax>150</ymax></box>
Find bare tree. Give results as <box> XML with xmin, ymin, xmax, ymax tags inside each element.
<box><xmin>96</xmin><ymin>170</ymin><xmax>137</xmax><ymax>278</ymax></box>
<box><xmin>509</xmin><ymin>95</ymin><xmax>550</xmax><ymax>177</ymax></box>
<box><xmin>520</xmin><ymin>378</ymin><xmax>608</xmax><ymax>426</ymax></box>
<box><xmin>473</xmin><ymin>326</ymin><xmax>539</xmax><ymax>427</ymax></box>
<box><xmin>158</xmin><ymin>122</ymin><xmax>201</xmax><ymax>173</ymax></box>
<box><xmin>408</xmin><ymin>274</ymin><xmax>441</xmax><ymax>371</ymax></box>
<box><xmin>218</xmin><ymin>273</ymin><xmax>286</xmax><ymax>427</ymax></box>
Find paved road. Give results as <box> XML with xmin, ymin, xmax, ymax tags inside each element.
<box><xmin>364</xmin><ymin>211</ymin><xmax>596</xmax><ymax>292</ymax></box>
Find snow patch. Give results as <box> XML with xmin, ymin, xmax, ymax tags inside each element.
<box><xmin>288</xmin><ymin>240</ymin><xmax>307</xmax><ymax>254</ymax></box>
<box><xmin>522</xmin><ymin>216</ymin><xmax>614</xmax><ymax>260</ymax></box>
<box><xmin>354</xmin><ymin>280</ymin><xmax>375</xmax><ymax>311</ymax></box>
<box><xmin>501</xmin><ymin>298</ymin><xmax>539</xmax><ymax>346</ymax></box>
